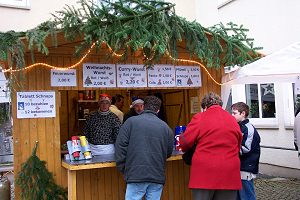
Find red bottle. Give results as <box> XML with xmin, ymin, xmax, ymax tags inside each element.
<box><xmin>71</xmin><ymin>136</ymin><xmax>81</xmax><ymax>160</ymax></box>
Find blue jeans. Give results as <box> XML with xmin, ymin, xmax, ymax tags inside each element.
<box><xmin>237</xmin><ymin>179</ymin><xmax>256</xmax><ymax>200</ymax></box>
<box><xmin>125</xmin><ymin>182</ymin><xmax>163</xmax><ymax>200</ymax></box>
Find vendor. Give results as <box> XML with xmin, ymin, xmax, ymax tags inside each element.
<box><xmin>123</xmin><ymin>97</ymin><xmax>144</xmax><ymax>123</ymax></box>
<box><xmin>84</xmin><ymin>93</ymin><xmax>122</xmax><ymax>155</ymax></box>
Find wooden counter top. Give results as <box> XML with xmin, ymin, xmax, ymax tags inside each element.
<box><xmin>62</xmin><ymin>150</ymin><xmax>183</xmax><ymax>171</ymax></box>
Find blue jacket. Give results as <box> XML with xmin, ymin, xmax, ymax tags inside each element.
<box><xmin>239</xmin><ymin>119</ymin><xmax>261</xmax><ymax>174</ymax></box>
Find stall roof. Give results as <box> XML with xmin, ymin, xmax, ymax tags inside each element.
<box><xmin>222</xmin><ymin>42</ymin><xmax>300</xmax><ymax>84</ymax></box>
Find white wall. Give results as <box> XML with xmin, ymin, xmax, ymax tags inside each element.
<box><xmin>217</xmin><ymin>0</ymin><xmax>300</xmax><ymax>54</ymax></box>
<box><xmin>169</xmin><ymin>0</ymin><xmax>219</xmax><ymax>27</ymax></box>
<box><xmin>0</xmin><ymin>0</ymin><xmax>79</xmax><ymax>31</ymax></box>
<box><xmin>195</xmin><ymin>0</ymin><xmax>300</xmax><ymax>54</ymax></box>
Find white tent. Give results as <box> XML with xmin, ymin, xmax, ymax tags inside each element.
<box><xmin>222</xmin><ymin>42</ymin><xmax>300</xmax><ymax>85</ymax></box>
<box><xmin>221</xmin><ymin>42</ymin><xmax>300</xmax><ymax>107</ymax></box>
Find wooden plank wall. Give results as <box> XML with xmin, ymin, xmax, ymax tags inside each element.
<box><xmin>74</xmin><ymin>160</ymin><xmax>191</xmax><ymax>200</ymax></box>
<box><xmin>12</xmin><ymin>46</ymin><xmax>222</xmax><ymax>200</ymax></box>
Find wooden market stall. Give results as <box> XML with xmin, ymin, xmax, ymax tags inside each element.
<box><xmin>10</xmin><ymin>32</ymin><xmax>223</xmax><ymax>200</ymax></box>
<box><xmin>0</xmin><ymin>1</ymin><xmax>260</xmax><ymax>199</ymax></box>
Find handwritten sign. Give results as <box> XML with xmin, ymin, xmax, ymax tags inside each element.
<box><xmin>83</xmin><ymin>63</ymin><xmax>116</xmax><ymax>88</ymax></box>
<box><xmin>117</xmin><ymin>64</ymin><xmax>147</xmax><ymax>88</ymax></box>
<box><xmin>51</xmin><ymin>69</ymin><xmax>77</xmax><ymax>87</ymax></box>
<box><xmin>175</xmin><ymin>66</ymin><xmax>201</xmax><ymax>87</ymax></box>
<box><xmin>17</xmin><ymin>91</ymin><xmax>56</xmax><ymax>119</ymax></box>
<box><xmin>190</xmin><ymin>96</ymin><xmax>201</xmax><ymax>114</ymax></box>
<box><xmin>148</xmin><ymin>65</ymin><xmax>175</xmax><ymax>87</ymax></box>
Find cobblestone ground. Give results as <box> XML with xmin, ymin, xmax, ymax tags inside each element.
<box><xmin>255</xmin><ymin>177</ymin><xmax>300</xmax><ymax>200</ymax></box>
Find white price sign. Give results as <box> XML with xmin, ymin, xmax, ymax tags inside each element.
<box><xmin>51</xmin><ymin>69</ymin><xmax>77</xmax><ymax>87</ymax></box>
<box><xmin>175</xmin><ymin>66</ymin><xmax>201</xmax><ymax>87</ymax></box>
<box><xmin>17</xmin><ymin>91</ymin><xmax>56</xmax><ymax>119</ymax></box>
<box><xmin>117</xmin><ymin>64</ymin><xmax>147</xmax><ymax>87</ymax></box>
<box><xmin>83</xmin><ymin>63</ymin><xmax>116</xmax><ymax>88</ymax></box>
<box><xmin>148</xmin><ymin>65</ymin><xmax>175</xmax><ymax>87</ymax></box>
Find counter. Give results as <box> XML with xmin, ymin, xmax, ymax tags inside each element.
<box><xmin>62</xmin><ymin>151</ymin><xmax>191</xmax><ymax>200</ymax></box>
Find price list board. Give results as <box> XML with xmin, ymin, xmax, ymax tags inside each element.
<box><xmin>17</xmin><ymin>91</ymin><xmax>56</xmax><ymax>119</ymax></box>
<box><xmin>175</xmin><ymin>66</ymin><xmax>202</xmax><ymax>87</ymax></box>
<box><xmin>148</xmin><ymin>65</ymin><xmax>176</xmax><ymax>87</ymax></box>
<box><xmin>51</xmin><ymin>69</ymin><xmax>77</xmax><ymax>87</ymax></box>
<box><xmin>117</xmin><ymin>64</ymin><xmax>147</xmax><ymax>88</ymax></box>
<box><xmin>83</xmin><ymin>63</ymin><xmax>116</xmax><ymax>88</ymax></box>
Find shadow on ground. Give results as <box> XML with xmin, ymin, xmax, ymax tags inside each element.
<box><xmin>255</xmin><ymin>174</ymin><xmax>300</xmax><ymax>200</ymax></box>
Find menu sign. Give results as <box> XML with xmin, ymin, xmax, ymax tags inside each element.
<box><xmin>17</xmin><ymin>91</ymin><xmax>56</xmax><ymax>119</ymax></box>
<box><xmin>148</xmin><ymin>65</ymin><xmax>175</xmax><ymax>87</ymax></box>
<box><xmin>83</xmin><ymin>63</ymin><xmax>116</xmax><ymax>88</ymax></box>
<box><xmin>117</xmin><ymin>64</ymin><xmax>147</xmax><ymax>87</ymax></box>
<box><xmin>51</xmin><ymin>69</ymin><xmax>77</xmax><ymax>87</ymax></box>
<box><xmin>175</xmin><ymin>66</ymin><xmax>201</xmax><ymax>87</ymax></box>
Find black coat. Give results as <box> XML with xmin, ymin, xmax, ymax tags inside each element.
<box><xmin>123</xmin><ymin>108</ymin><xmax>138</xmax><ymax>123</ymax></box>
<box><xmin>115</xmin><ymin>110</ymin><xmax>174</xmax><ymax>184</ymax></box>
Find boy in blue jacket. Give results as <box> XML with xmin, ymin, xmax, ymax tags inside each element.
<box><xmin>231</xmin><ymin>102</ymin><xmax>261</xmax><ymax>200</ymax></box>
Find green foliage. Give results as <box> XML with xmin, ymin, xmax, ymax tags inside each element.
<box><xmin>249</xmin><ymin>102</ymin><xmax>259</xmax><ymax>118</ymax></box>
<box><xmin>0</xmin><ymin>0</ymin><xmax>261</xmax><ymax>70</ymax></box>
<box><xmin>16</xmin><ymin>143</ymin><xmax>67</xmax><ymax>200</ymax></box>
<box><xmin>0</xmin><ymin>31</ymin><xmax>25</xmax><ymax>69</ymax></box>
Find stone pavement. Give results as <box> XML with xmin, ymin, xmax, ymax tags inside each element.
<box><xmin>255</xmin><ymin>175</ymin><xmax>300</xmax><ymax>200</ymax></box>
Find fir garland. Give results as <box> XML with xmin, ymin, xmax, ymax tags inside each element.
<box><xmin>0</xmin><ymin>0</ymin><xmax>262</xmax><ymax>70</ymax></box>
<box><xmin>16</xmin><ymin>143</ymin><xmax>67</xmax><ymax>200</ymax></box>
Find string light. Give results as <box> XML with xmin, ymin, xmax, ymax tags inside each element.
<box><xmin>2</xmin><ymin>42</ymin><xmax>97</xmax><ymax>73</ymax></box>
<box><xmin>2</xmin><ymin>41</ymin><xmax>222</xmax><ymax>85</ymax></box>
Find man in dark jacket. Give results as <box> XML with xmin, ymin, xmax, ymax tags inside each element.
<box><xmin>232</xmin><ymin>102</ymin><xmax>261</xmax><ymax>200</ymax></box>
<box><xmin>115</xmin><ymin>96</ymin><xmax>174</xmax><ymax>200</ymax></box>
<box><xmin>123</xmin><ymin>97</ymin><xmax>144</xmax><ymax>123</ymax></box>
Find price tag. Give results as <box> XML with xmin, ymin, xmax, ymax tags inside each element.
<box><xmin>117</xmin><ymin>64</ymin><xmax>147</xmax><ymax>87</ymax></box>
<box><xmin>175</xmin><ymin>66</ymin><xmax>201</xmax><ymax>87</ymax></box>
<box><xmin>51</xmin><ymin>69</ymin><xmax>77</xmax><ymax>87</ymax></box>
<box><xmin>83</xmin><ymin>63</ymin><xmax>116</xmax><ymax>88</ymax></box>
<box><xmin>148</xmin><ymin>65</ymin><xmax>175</xmax><ymax>87</ymax></box>
<box><xmin>17</xmin><ymin>91</ymin><xmax>56</xmax><ymax>118</ymax></box>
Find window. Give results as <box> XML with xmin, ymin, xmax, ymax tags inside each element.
<box><xmin>245</xmin><ymin>83</ymin><xmax>276</xmax><ymax>118</ymax></box>
<box><xmin>0</xmin><ymin>0</ymin><xmax>30</xmax><ymax>9</ymax></box>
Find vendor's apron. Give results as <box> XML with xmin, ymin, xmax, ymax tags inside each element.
<box><xmin>90</xmin><ymin>144</ymin><xmax>115</xmax><ymax>155</ymax></box>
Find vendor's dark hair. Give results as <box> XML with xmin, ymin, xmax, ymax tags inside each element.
<box><xmin>112</xmin><ymin>94</ymin><xmax>124</xmax><ymax>104</ymax></box>
<box><xmin>144</xmin><ymin>96</ymin><xmax>161</xmax><ymax>112</ymax></box>
<box><xmin>231</xmin><ymin>102</ymin><xmax>249</xmax><ymax>117</ymax></box>
<box><xmin>201</xmin><ymin>92</ymin><xmax>223</xmax><ymax>109</ymax></box>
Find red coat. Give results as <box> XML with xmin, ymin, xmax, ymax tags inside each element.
<box><xmin>180</xmin><ymin>105</ymin><xmax>242</xmax><ymax>190</ymax></box>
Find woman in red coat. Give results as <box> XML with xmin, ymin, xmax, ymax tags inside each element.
<box><xmin>180</xmin><ymin>92</ymin><xmax>242</xmax><ymax>200</ymax></box>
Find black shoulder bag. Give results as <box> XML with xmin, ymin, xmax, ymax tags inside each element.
<box><xmin>182</xmin><ymin>144</ymin><xmax>196</xmax><ymax>165</ymax></box>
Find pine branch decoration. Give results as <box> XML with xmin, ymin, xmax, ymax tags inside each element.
<box><xmin>16</xmin><ymin>142</ymin><xmax>67</xmax><ymax>200</ymax></box>
<box><xmin>0</xmin><ymin>0</ymin><xmax>262</xmax><ymax>71</ymax></box>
